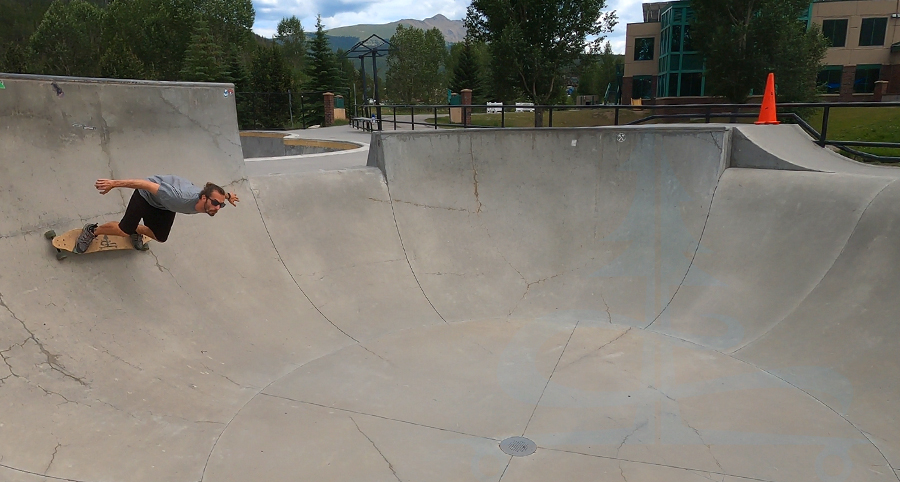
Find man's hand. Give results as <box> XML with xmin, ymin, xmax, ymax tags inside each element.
<box><xmin>95</xmin><ymin>179</ymin><xmax>118</xmax><ymax>194</ymax></box>
<box><xmin>226</xmin><ymin>192</ymin><xmax>240</xmax><ymax>206</ymax></box>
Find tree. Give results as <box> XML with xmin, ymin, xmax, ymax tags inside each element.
<box><xmin>102</xmin><ymin>0</ymin><xmax>254</xmax><ymax>81</ymax></box>
<box><xmin>386</xmin><ymin>25</ymin><xmax>448</xmax><ymax>104</ymax></box>
<box><xmin>577</xmin><ymin>41</ymin><xmax>620</xmax><ymax>100</ymax></box>
<box><xmin>465</xmin><ymin>0</ymin><xmax>617</xmax><ymax>126</ymax></box>
<box><xmin>101</xmin><ymin>36</ymin><xmax>146</xmax><ymax>79</ymax></box>
<box><xmin>225</xmin><ymin>47</ymin><xmax>250</xmax><ymax>91</ymax></box>
<box><xmin>103</xmin><ymin>0</ymin><xmax>196</xmax><ymax>80</ymax></box>
<box><xmin>1</xmin><ymin>44</ymin><xmax>29</xmax><ymax>73</ymax></box>
<box><xmin>246</xmin><ymin>44</ymin><xmax>293</xmax><ymax>128</ymax></box>
<box><xmin>275</xmin><ymin>15</ymin><xmax>307</xmax><ymax>83</ymax></box>
<box><xmin>0</xmin><ymin>0</ymin><xmax>54</xmax><ymax>72</ymax></box>
<box><xmin>28</xmin><ymin>0</ymin><xmax>104</xmax><ymax>77</ymax></box>
<box><xmin>302</xmin><ymin>15</ymin><xmax>340</xmax><ymax>126</ymax></box>
<box><xmin>449</xmin><ymin>40</ymin><xmax>486</xmax><ymax>105</ymax></box>
<box><xmin>690</xmin><ymin>0</ymin><xmax>827</xmax><ymax>103</ymax></box>
<box><xmin>196</xmin><ymin>0</ymin><xmax>255</xmax><ymax>50</ymax></box>
<box><xmin>179</xmin><ymin>19</ymin><xmax>227</xmax><ymax>82</ymax></box>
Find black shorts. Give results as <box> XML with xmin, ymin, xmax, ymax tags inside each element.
<box><xmin>119</xmin><ymin>190</ymin><xmax>176</xmax><ymax>242</ymax></box>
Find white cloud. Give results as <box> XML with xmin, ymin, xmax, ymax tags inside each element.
<box><xmin>251</xmin><ymin>0</ymin><xmax>655</xmax><ymax>53</ymax></box>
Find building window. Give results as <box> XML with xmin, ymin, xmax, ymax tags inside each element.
<box><xmin>854</xmin><ymin>65</ymin><xmax>881</xmax><ymax>93</ymax></box>
<box><xmin>672</xmin><ymin>25</ymin><xmax>682</xmax><ymax>52</ymax></box>
<box><xmin>680</xmin><ymin>72</ymin><xmax>703</xmax><ymax>97</ymax></box>
<box><xmin>682</xmin><ymin>53</ymin><xmax>703</xmax><ymax>71</ymax></box>
<box><xmin>682</xmin><ymin>25</ymin><xmax>694</xmax><ymax>52</ymax></box>
<box><xmin>859</xmin><ymin>18</ymin><xmax>887</xmax><ymax>46</ymax></box>
<box><xmin>817</xmin><ymin>66</ymin><xmax>842</xmax><ymax>94</ymax></box>
<box><xmin>633</xmin><ymin>76</ymin><xmax>652</xmax><ymax>99</ymax></box>
<box><xmin>634</xmin><ymin>38</ymin><xmax>655</xmax><ymax>61</ymax></box>
<box><xmin>821</xmin><ymin>19</ymin><xmax>847</xmax><ymax>47</ymax></box>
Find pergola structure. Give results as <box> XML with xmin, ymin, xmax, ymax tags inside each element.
<box><xmin>345</xmin><ymin>34</ymin><xmax>391</xmax><ymax>129</ymax></box>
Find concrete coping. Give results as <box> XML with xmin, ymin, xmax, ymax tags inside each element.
<box><xmin>0</xmin><ymin>72</ymin><xmax>236</xmax><ymax>88</ymax></box>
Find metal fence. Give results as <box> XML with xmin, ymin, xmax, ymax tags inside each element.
<box><xmin>353</xmin><ymin>102</ymin><xmax>900</xmax><ymax>163</ymax></box>
<box><xmin>236</xmin><ymin>91</ymin><xmax>352</xmax><ymax>130</ymax></box>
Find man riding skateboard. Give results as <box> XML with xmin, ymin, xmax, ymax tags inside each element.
<box><xmin>74</xmin><ymin>175</ymin><xmax>240</xmax><ymax>253</ymax></box>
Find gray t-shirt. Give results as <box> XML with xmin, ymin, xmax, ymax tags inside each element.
<box><xmin>138</xmin><ymin>175</ymin><xmax>202</xmax><ymax>214</ymax></box>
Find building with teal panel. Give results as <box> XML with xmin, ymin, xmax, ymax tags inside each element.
<box><xmin>655</xmin><ymin>1</ymin><xmax>704</xmax><ymax>98</ymax></box>
<box><xmin>622</xmin><ymin>0</ymin><xmax>899</xmax><ymax>103</ymax></box>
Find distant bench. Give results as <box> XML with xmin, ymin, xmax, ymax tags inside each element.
<box><xmin>351</xmin><ymin>117</ymin><xmax>376</xmax><ymax>132</ymax></box>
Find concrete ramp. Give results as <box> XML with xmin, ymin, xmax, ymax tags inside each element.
<box><xmin>1</xmin><ymin>74</ymin><xmax>899</xmax><ymax>482</ymax></box>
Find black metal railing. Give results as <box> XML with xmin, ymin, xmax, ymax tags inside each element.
<box><xmin>352</xmin><ymin>101</ymin><xmax>900</xmax><ymax>163</ymax></box>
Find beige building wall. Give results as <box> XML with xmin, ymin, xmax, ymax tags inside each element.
<box><xmin>624</xmin><ymin>22</ymin><xmax>662</xmax><ymax>78</ymax></box>
<box><xmin>811</xmin><ymin>0</ymin><xmax>900</xmax><ymax>66</ymax></box>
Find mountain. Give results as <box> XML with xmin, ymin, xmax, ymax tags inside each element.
<box><xmin>326</xmin><ymin>14</ymin><xmax>467</xmax><ymax>44</ymax></box>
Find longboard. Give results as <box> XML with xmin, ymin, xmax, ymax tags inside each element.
<box><xmin>44</xmin><ymin>229</ymin><xmax>150</xmax><ymax>260</ymax></box>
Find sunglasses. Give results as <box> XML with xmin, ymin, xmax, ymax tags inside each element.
<box><xmin>208</xmin><ymin>198</ymin><xmax>226</xmax><ymax>208</ymax></box>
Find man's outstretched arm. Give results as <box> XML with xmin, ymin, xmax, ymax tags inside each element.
<box><xmin>95</xmin><ymin>179</ymin><xmax>160</xmax><ymax>195</ymax></box>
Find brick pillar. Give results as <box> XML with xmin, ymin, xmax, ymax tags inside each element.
<box><xmin>839</xmin><ymin>66</ymin><xmax>855</xmax><ymax>101</ymax></box>
<box><xmin>873</xmin><ymin>81</ymin><xmax>888</xmax><ymax>102</ymax></box>
<box><xmin>323</xmin><ymin>92</ymin><xmax>335</xmax><ymax>127</ymax></box>
<box><xmin>887</xmin><ymin>65</ymin><xmax>900</xmax><ymax>95</ymax></box>
<box><xmin>461</xmin><ymin>89</ymin><xmax>472</xmax><ymax>125</ymax></box>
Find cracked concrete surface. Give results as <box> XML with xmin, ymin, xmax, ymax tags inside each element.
<box><xmin>3</xmin><ymin>75</ymin><xmax>900</xmax><ymax>482</ymax></box>
<box><xmin>351</xmin><ymin>417</ymin><xmax>403</xmax><ymax>482</ymax></box>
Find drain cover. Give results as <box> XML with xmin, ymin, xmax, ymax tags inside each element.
<box><xmin>499</xmin><ymin>436</ymin><xmax>537</xmax><ymax>457</ymax></box>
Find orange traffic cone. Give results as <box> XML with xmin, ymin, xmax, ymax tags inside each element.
<box><xmin>755</xmin><ymin>73</ymin><xmax>780</xmax><ymax>125</ymax></box>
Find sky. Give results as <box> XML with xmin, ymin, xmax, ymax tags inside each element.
<box><xmin>251</xmin><ymin>0</ymin><xmax>650</xmax><ymax>55</ymax></box>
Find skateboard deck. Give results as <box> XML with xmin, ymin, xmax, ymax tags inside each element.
<box><xmin>44</xmin><ymin>229</ymin><xmax>150</xmax><ymax>260</ymax></box>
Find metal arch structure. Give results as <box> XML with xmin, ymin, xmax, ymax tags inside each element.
<box><xmin>344</xmin><ymin>34</ymin><xmax>392</xmax><ymax>129</ymax></box>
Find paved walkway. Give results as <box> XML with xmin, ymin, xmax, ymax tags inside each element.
<box><xmin>244</xmin><ymin>114</ymin><xmax>441</xmax><ymax>176</ymax></box>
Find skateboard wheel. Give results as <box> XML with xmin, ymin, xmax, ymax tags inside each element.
<box><xmin>56</xmin><ymin>251</ymin><xmax>67</xmax><ymax>261</ymax></box>
<box><xmin>44</xmin><ymin>230</ymin><xmax>56</xmax><ymax>239</ymax></box>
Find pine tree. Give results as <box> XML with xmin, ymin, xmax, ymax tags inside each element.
<box><xmin>450</xmin><ymin>40</ymin><xmax>485</xmax><ymax>104</ymax></box>
<box><xmin>179</xmin><ymin>19</ymin><xmax>226</xmax><ymax>82</ymax></box>
<box><xmin>247</xmin><ymin>44</ymin><xmax>293</xmax><ymax>128</ymax></box>
<box><xmin>302</xmin><ymin>15</ymin><xmax>340</xmax><ymax>126</ymax></box>
<box><xmin>224</xmin><ymin>48</ymin><xmax>250</xmax><ymax>91</ymax></box>
<box><xmin>225</xmin><ymin>47</ymin><xmax>252</xmax><ymax>129</ymax></box>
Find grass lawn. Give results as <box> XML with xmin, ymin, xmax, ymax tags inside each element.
<box><xmin>803</xmin><ymin>106</ymin><xmax>900</xmax><ymax>162</ymax></box>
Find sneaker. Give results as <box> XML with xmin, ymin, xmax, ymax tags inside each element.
<box><xmin>130</xmin><ymin>233</ymin><xmax>148</xmax><ymax>251</ymax></box>
<box><xmin>73</xmin><ymin>223</ymin><xmax>97</xmax><ymax>253</ymax></box>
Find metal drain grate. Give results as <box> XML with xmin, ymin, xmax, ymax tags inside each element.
<box><xmin>499</xmin><ymin>436</ymin><xmax>537</xmax><ymax>457</ymax></box>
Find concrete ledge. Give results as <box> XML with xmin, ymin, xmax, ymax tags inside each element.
<box><xmin>0</xmin><ymin>72</ymin><xmax>235</xmax><ymax>88</ymax></box>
